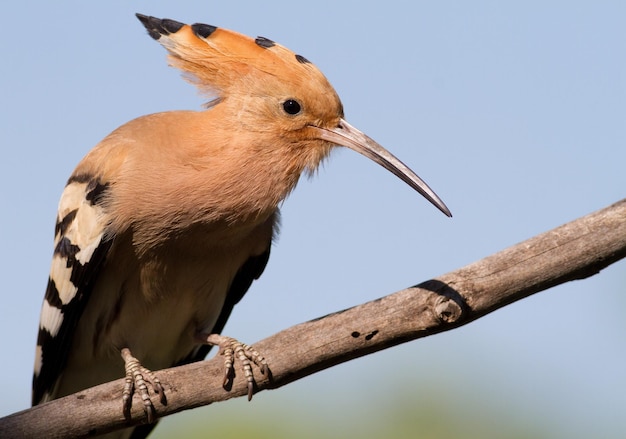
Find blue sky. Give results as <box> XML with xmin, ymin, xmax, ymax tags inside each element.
<box><xmin>1</xmin><ymin>1</ymin><xmax>625</xmax><ymax>437</ymax></box>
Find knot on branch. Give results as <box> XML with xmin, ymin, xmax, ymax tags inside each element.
<box><xmin>434</xmin><ymin>295</ymin><xmax>463</xmax><ymax>323</ymax></box>
<box><xmin>416</xmin><ymin>279</ymin><xmax>466</xmax><ymax>324</ymax></box>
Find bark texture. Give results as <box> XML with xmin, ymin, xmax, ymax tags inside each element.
<box><xmin>2</xmin><ymin>199</ymin><xmax>625</xmax><ymax>438</ymax></box>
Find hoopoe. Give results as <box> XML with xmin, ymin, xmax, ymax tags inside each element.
<box><xmin>32</xmin><ymin>13</ymin><xmax>452</xmax><ymax>438</ymax></box>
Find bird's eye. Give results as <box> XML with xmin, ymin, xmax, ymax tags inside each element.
<box><xmin>282</xmin><ymin>99</ymin><xmax>301</xmax><ymax>115</ymax></box>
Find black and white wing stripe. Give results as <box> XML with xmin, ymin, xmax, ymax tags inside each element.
<box><xmin>32</xmin><ymin>174</ymin><xmax>112</xmax><ymax>405</ymax></box>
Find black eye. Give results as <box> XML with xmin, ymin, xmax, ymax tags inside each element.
<box><xmin>283</xmin><ymin>99</ymin><xmax>301</xmax><ymax>115</ymax></box>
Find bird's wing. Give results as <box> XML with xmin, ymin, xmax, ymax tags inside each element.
<box><xmin>32</xmin><ymin>174</ymin><xmax>112</xmax><ymax>405</ymax></box>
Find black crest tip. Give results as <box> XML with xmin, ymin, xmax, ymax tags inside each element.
<box><xmin>191</xmin><ymin>22</ymin><xmax>218</xmax><ymax>39</ymax></box>
<box><xmin>135</xmin><ymin>13</ymin><xmax>184</xmax><ymax>40</ymax></box>
<box><xmin>161</xmin><ymin>19</ymin><xmax>185</xmax><ymax>34</ymax></box>
<box><xmin>295</xmin><ymin>54</ymin><xmax>311</xmax><ymax>64</ymax></box>
<box><xmin>255</xmin><ymin>36</ymin><xmax>275</xmax><ymax>48</ymax></box>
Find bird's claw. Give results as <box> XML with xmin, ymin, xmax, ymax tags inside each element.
<box><xmin>121</xmin><ymin>347</ymin><xmax>166</xmax><ymax>423</ymax></box>
<box><xmin>205</xmin><ymin>334</ymin><xmax>269</xmax><ymax>401</ymax></box>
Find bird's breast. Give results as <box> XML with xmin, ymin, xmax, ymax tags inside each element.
<box><xmin>57</xmin><ymin>213</ymin><xmax>275</xmax><ymax>398</ymax></box>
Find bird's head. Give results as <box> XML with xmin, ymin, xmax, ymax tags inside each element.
<box><xmin>136</xmin><ymin>14</ymin><xmax>451</xmax><ymax>217</ymax></box>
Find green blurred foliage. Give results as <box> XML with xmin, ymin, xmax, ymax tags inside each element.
<box><xmin>152</xmin><ymin>385</ymin><xmax>552</xmax><ymax>439</ymax></box>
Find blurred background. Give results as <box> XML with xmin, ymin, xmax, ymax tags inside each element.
<box><xmin>1</xmin><ymin>1</ymin><xmax>624</xmax><ymax>438</ymax></box>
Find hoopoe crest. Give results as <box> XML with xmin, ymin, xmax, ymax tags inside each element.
<box><xmin>33</xmin><ymin>13</ymin><xmax>451</xmax><ymax>439</ymax></box>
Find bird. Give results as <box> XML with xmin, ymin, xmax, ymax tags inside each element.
<box><xmin>32</xmin><ymin>13</ymin><xmax>452</xmax><ymax>439</ymax></box>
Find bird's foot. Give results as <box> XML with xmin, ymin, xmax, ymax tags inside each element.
<box><xmin>121</xmin><ymin>347</ymin><xmax>166</xmax><ymax>423</ymax></box>
<box><xmin>203</xmin><ymin>334</ymin><xmax>269</xmax><ymax>400</ymax></box>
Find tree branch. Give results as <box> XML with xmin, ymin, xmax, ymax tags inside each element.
<box><xmin>3</xmin><ymin>199</ymin><xmax>626</xmax><ymax>438</ymax></box>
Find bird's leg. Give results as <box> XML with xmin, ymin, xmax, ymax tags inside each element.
<box><xmin>202</xmin><ymin>334</ymin><xmax>269</xmax><ymax>401</ymax></box>
<box><xmin>121</xmin><ymin>347</ymin><xmax>166</xmax><ymax>423</ymax></box>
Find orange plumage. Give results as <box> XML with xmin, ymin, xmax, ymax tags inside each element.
<box><xmin>33</xmin><ymin>13</ymin><xmax>450</xmax><ymax>439</ymax></box>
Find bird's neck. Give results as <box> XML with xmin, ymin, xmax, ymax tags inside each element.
<box><xmin>103</xmin><ymin>110</ymin><xmax>317</xmax><ymax>249</ymax></box>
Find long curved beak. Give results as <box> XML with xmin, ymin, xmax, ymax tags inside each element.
<box><xmin>313</xmin><ymin>118</ymin><xmax>452</xmax><ymax>217</ymax></box>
